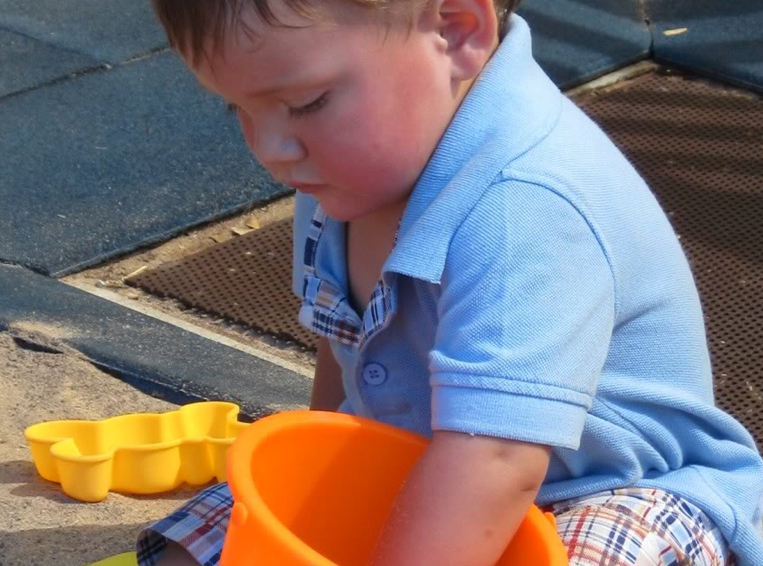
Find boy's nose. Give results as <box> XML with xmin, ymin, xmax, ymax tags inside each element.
<box><xmin>243</xmin><ymin>118</ymin><xmax>306</xmax><ymax>169</ymax></box>
<box><xmin>254</xmin><ymin>134</ymin><xmax>306</xmax><ymax>169</ymax></box>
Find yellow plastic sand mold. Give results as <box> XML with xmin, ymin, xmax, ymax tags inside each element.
<box><xmin>25</xmin><ymin>401</ymin><xmax>249</xmax><ymax>502</ymax></box>
<box><xmin>86</xmin><ymin>552</ymin><xmax>138</xmax><ymax>566</ymax></box>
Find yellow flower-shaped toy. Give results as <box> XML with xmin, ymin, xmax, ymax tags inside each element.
<box><xmin>25</xmin><ymin>401</ymin><xmax>249</xmax><ymax>502</ymax></box>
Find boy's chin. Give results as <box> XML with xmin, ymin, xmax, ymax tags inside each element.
<box><xmin>312</xmin><ymin>191</ymin><xmax>407</xmax><ymax>223</ymax></box>
<box><xmin>310</xmin><ymin>194</ymin><xmax>361</xmax><ymax>222</ymax></box>
<box><xmin>318</xmin><ymin>204</ymin><xmax>359</xmax><ymax>222</ymax></box>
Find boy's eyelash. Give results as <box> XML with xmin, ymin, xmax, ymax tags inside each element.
<box><xmin>288</xmin><ymin>93</ymin><xmax>329</xmax><ymax>118</ymax></box>
<box><xmin>225</xmin><ymin>94</ymin><xmax>329</xmax><ymax>119</ymax></box>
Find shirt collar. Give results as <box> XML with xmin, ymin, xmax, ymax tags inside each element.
<box><xmin>384</xmin><ymin>14</ymin><xmax>563</xmax><ymax>283</ymax></box>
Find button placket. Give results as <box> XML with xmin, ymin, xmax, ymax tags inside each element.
<box><xmin>362</xmin><ymin>362</ymin><xmax>388</xmax><ymax>385</ymax></box>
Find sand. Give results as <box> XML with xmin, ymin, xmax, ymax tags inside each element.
<box><xmin>0</xmin><ymin>330</ymin><xmax>204</xmax><ymax>566</ymax></box>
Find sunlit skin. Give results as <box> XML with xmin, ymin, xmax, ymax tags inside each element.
<box><xmin>187</xmin><ymin>0</ymin><xmax>496</xmax><ymax>311</ymax></box>
<box><xmin>154</xmin><ymin>2</ymin><xmax>553</xmax><ymax>566</ymax></box>
<box><xmin>189</xmin><ymin>1</ymin><xmax>476</xmax><ymax>223</ymax></box>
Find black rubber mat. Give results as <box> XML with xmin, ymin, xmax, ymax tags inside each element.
<box><xmin>518</xmin><ymin>0</ymin><xmax>650</xmax><ymax>89</ymax></box>
<box><xmin>0</xmin><ymin>28</ymin><xmax>99</xmax><ymax>98</ymax></box>
<box><xmin>647</xmin><ymin>0</ymin><xmax>763</xmax><ymax>93</ymax></box>
<box><xmin>0</xmin><ymin>52</ymin><xmax>290</xmax><ymax>277</ymax></box>
<box><xmin>0</xmin><ymin>264</ymin><xmax>312</xmax><ymax>417</ymax></box>
<box><xmin>132</xmin><ymin>70</ymin><xmax>763</xmax><ymax>443</ymax></box>
<box><xmin>0</xmin><ymin>0</ymin><xmax>167</xmax><ymax>64</ymax></box>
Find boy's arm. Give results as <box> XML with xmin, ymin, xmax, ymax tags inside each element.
<box><xmin>309</xmin><ymin>336</ymin><xmax>345</xmax><ymax>411</ymax></box>
<box><xmin>371</xmin><ymin>431</ymin><xmax>551</xmax><ymax>566</ymax></box>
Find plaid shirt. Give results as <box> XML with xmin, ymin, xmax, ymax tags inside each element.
<box><xmin>297</xmin><ymin>205</ymin><xmax>395</xmax><ymax>349</ymax></box>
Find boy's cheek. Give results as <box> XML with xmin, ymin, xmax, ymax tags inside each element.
<box><xmin>237</xmin><ymin>115</ymin><xmax>256</xmax><ymax>155</ymax></box>
<box><xmin>340</xmin><ymin>91</ymin><xmax>428</xmax><ymax>158</ymax></box>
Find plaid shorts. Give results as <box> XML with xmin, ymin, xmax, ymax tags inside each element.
<box><xmin>136</xmin><ymin>484</ymin><xmax>731</xmax><ymax>565</ymax></box>
<box><xmin>548</xmin><ymin>488</ymin><xmax>731</xmax><ymax>566</ymax></box>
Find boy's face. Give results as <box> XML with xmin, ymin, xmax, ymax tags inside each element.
<box><xmin>189</xmin><ymin>2</ymin><xmax>467</xmax><ymax>221</ymax></box>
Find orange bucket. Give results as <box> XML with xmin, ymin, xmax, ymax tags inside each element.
<box><xmin>221</xmin><ymin>411</ymin><xmax>568</xmax><ymax>566</ymax></box>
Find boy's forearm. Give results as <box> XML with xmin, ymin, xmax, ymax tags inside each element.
<box><xmin>309</xmin><ymin>337</ymin><xmax>345</xmax><ymax>411</ymax></box>
<box><xmin>371</xmin><ymin>431</ymin><xmax>550</xmax><ymax>566</ymax></box>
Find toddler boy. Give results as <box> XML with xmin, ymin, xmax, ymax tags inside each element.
<box><xmin>140</xmin><ymin>0</ymin><xmax>763</xmax><ymax>563</ymax></box>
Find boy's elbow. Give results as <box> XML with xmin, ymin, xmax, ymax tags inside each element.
<box><xmin>432</xmin><ymin>431</ymin><xmax>551</xmax><ymax>494</ymax></box>
<box><xmin>491</xmin><ymin>438</ymin><xmax>551</xmax><ymax>494</ymax></box>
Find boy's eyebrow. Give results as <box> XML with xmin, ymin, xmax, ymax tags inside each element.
<box><xmin>242</xmin><ymin>77</ymin><xmax>329</xmax><ymax>98</ymax></box>
<box><xmin>241</xmin><ymin>66</ymin><xmax>338</xmax><ymax>98</ymax></box>
<box><xmin>242</xmin><ymin>84</ymin><xmax>290</xmax><ymax>97</ymax></box>
<box><xmin>197</xmin><ymin>77</ymin><xmax>308</xmax><ymax>100</ymax></box>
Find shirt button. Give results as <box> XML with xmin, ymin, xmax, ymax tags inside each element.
<box><xmin>362</xmin><ymin>362</ymin><xmax>387</xmax><ymax>385</ymax></box>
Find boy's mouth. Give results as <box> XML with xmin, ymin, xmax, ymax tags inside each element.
<box><xmin>289</xmin><ymin>182</ymin><xmax>326</xmax><ymax>194</ymax></box>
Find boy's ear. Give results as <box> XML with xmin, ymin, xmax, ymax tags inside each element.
<box><xmin>427</xmin><ymin>0</ymin><xmax>498</xmax><ymax>81</ymax></box>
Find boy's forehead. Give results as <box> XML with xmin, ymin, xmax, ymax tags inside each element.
<box><xmin>190</xmin><ymin>4</ymin><xmax>395</xmax><ymax>95</ymax></box>
<box><xmin>190</xmin><ymin>13</ymin><xmax>324</xmax><ymax>92</ymax></box>
<box><xmin>208</xmin><ymin>5</ymin><xmax>315</xmax><ymax>60</ymax></box>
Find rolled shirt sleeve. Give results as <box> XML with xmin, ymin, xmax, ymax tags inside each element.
<box><xmin>430</xmin><ymin>181</ymin><xmax>615</xmax><ymax>449</ymax></box>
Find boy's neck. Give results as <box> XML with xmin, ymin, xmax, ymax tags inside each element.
<box><xmin>349</xmin><ymin>194</ymin><xmax>408</xmax><ymax>235</ymax></box>
<box><xmin>346</xmin><ymin>196</ymin><xmax>407</xmax><ymax>312</ymax></box>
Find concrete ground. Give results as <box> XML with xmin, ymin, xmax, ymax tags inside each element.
<box><xmin>0</xmin><ymin>331</ymin><xmax>205</xmax><ymax>566</ymax></box>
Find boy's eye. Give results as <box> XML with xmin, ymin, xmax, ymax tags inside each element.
<box><xmin>288</xmin><ymin>93</ymin><xmax>329</xmax><ymax>118</ymax></box>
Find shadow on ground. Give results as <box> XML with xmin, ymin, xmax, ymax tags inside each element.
<box><xmin>0</xmin><ymin>522</ymin><xmax>147</xmax><ymax>566</ymax></box>
<box><xmin>1</xmin><ymin>458</ymin><xmax>211</xmax><ymax>503</ymax></box>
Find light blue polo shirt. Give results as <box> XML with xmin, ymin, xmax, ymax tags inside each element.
<box><xmin>291</xmin><ymin>15</ymin><xmax>763</xmax><ymax>565</ymax></box>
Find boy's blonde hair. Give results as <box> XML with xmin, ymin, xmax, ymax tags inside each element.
<box><xmin>152</xmin><ymin>0</ymin><xmax>522</xmax><ymax>64</ymax></box>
